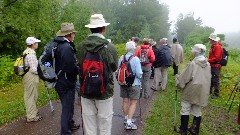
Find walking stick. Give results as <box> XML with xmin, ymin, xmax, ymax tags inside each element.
<box><xmin>80</xmin><ymin>97</ymin><xmax>84</xmax><ymax>135</ymax></box>
<box><xmin>43</xmin><ymin>81</ymin><xmax>55</xmax><ymax>113</ymax></box>
<box><xmin>139</xmin><ymin>96</ymin><xmax>142</xmax><ymax>123</ymax></box>
<box><xmin>238</xmin><ymin>101</ymin><xmax>240</xmax><ymax>124</ymax></box>
<box><xmin>227</xmin><ymin>83</ymin><xmax>237</xmax><ymax>104</ymax></box>
<box><xmin>173</xmin><ymin>88</ymin><xmax>177</xmax><ymax>131</ymax></box>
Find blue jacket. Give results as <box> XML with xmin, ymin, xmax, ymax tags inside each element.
<box><xmin>118</xmin><ymin>52</ymin><xmax>143</xmax><ymax>86</ymax></box>
<box><xmin>153</xmin><ymin>45</ymin><xmax>172</xmax><ymax>68</ymax></box>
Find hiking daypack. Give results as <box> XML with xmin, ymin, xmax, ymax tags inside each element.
<box><xmin>37</xmin><ymin>41</ymin><xmax>58</xmax><ymax>83</ymax></box>
<box><xmin>14</xmin><ymin>52</ymin><xmax>31</xmax><ymax>76</ymax></box>
<box><xmin>220</xmin><ymin>47</ymin><xmax>228</xmax><ymax>66</ymax></box>
<box><xmin>81</xmin><ymin>50</ymin><xmax>108</xmax><ymax>97</ymax></box>
<box><xmin>116</xmin><ymin>55</ymin><xmax>135</xmax><ymax>87</ymax></box>
<box><xmin>140</xmin><ymin>48</ymin><xmax>150</xmax><ymax>65</ymax></box>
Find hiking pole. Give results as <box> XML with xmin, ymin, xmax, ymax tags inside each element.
<box><xmin>80</xmin><ymin>97</ymin><xmax>84</xmax><ymax>135</ymax></box>
<box><xmin>228</xmin><ymin>86</ymin><xmax>239</xmax><ymax>113</ymax></box>
<box><xmin>173</xmin><ymin>88</ymin><xmax>177</xmax><ymax>131</ymax></box>
<box><xmin>139</xmin><ymin>96</ymin><xmax>142</xmax><ymax>123</ymax></box>
<box><xmin>43</xmin><ymin>81</ymin><xmax>55</xmax><ymax>114</ymax></box>
<box><xmin>227</xmin><ymin>83</ymin><xmax>238</xmax><ymax>105</ymax></box>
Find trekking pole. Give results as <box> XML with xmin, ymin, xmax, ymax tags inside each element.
<box><xmin>227</xmin><ymin>83</ymin><xmax>237</xmax><ymax>105</ymax></box>
<box><xmin>80</xmin><ymin>97</ymin><xmax>84</xmax><ymax>135</ymax></box>
<box><xmin>43</xmin><ymin>81</ymin><xmax>55</xmax><ymax>114</ymax></box>
<box><xmin>139</xmin><ymin>96</ymin><xmax>142</xmax><ymax>123</ymax></box>
<box><xmin>173</xmin><ymin>88</ymin><xmax>177</xmax><ymax>131</ymax></box>
<box><xmin>228</xmin><ymin>86</ymin><xmax>239</xmax><ymax>113</ymax></box>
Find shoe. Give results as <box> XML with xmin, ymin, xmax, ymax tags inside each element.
<box><xmin>151</xmin><ymin>86</ymin><xmax>157</xmax><ymax>91</ymax></box>
<box><xmin>36</xmin><ymin>112</ymin><xmax>40</xmax><ymax>116</ymax></box>
<box><xmin>124</xmin><ymin>119</ymin><xmax>136</xmax><ymax>124</ymax></box>
<box><xmin>27</xmin><ymin>116</ymin><xmax>43</xmax><ymax>122</ymax></box>
<box><xmin>144</xmin><ymin>95</ymin><xmax>150</xmax><ymax>99</ymax></box>
<box><xmin>125</xmin><ymin>122</ymin><xmax>137</xmax><ymax>130</ymax></box>
<box><xmin>71</xmin><ymin>124</ymin><xmax>80</xmax><ymax>131</ymax></box>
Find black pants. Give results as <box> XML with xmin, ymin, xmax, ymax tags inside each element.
<box><xmin>210</xmin><ymin>67</ymin><xmax>220</xmax><ymax>96</ymax></box>
<box><xmin>56</xmin><ymin>88</ymin><xmax>75</xmax><ymax>135</ymax></box>
<box><xmin>173</xmin><ymin>62</ymin><xmax>178</xmax><ymax>75</ymax></box>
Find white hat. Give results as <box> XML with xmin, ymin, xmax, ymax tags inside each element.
<box><xmin>192</xmin><ymin>44</ymin><xmax>206</xmax><ymax>54</ymax></box>
<box><xmin>126</xmin><ymin>41</ymin><xmax>136</xmax><ymax>51</ymax></box>
<box><xmin>26</xmin><ymin>37</ymin><xmax>41</xmax><ymax>45</ymax></box>
<box><xmin>85</xmin><ymin>14</ymin><xmax>110</xmax><ymax>28</ymax></box>
<box><xmin>162</xmin><ymin>38</ymin><xmax>168</xmax><ymax>41</ymax></box>
<box><xmin>209</xmin><ymin>33</ymin><xmax>220</xmax><ymax>41</ymax></box>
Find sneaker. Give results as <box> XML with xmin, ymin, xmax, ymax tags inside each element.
<box><xmin>151</xmin><ymin>86</ymin><xmax>157</xmax><ymax>91</ymax></box>
<box><xmin>124</xmin><ymin>118</ymin><xmax>136</xmax><ymax>124</ymax></box>
<box><xmin>125</xmin><ymin>122</ymin><xmax>137</xmax><ymax>130</ymax></box>
<box><xmin>71</xmin><ymin>124</ymin><xmax>80</xmax><ymax>131</ymax></box>
<box><xmin>27</xmin><ymin>116</ymin><xmax>43</xmax><ymax>122</ymax></box>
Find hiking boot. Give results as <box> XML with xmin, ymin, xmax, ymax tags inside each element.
<box><xmin>125</xmin><ymin>122</ymin><xmax>137</xmax><ymax>130</ymax></box>
<box><xmin>188</xmin><ymin>116</ymin><xmax>201</xmax><ymax>135</ymax></box>
<box><xmin>71</xmin><ymin>123</ymin><xmax>80</xmax><ymax>131</ymax></box>
<box><xmin>27</xmin><ymin>116</ymin><xmax>43</xmax><ymax>122</ymax></box>
<box><xmin>175</xmin><ymin>115</ymin><xmax>189</xmax><ymax>135</ymax></box>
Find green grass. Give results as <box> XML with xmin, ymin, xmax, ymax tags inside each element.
<box><xmin>0</xmin><ymin>80</ymin><xmax>58</xmax><ymax>127</ymax></box>
<box><xmin>143</xmin><ymin>52</ymin><xmax>240</xmax><ymax>134</ymax></box>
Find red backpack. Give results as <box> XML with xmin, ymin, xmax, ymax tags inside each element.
<box><xmin>140</xmin><ymin>47</ymin><xmax>150</xmax><ymax>65</ymax></box>
<box><xmin>81</xmin><ymin>50</ymin><xmax>108</xmax><ymax>97</ymax></box>
<box><xmin>116</xmin><ymin>55</ymin><xmax>135</xmax><ymax>87</ymax></box>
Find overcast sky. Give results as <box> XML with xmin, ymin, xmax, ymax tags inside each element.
<box><xmin>160</xmin><ymin>0</ymin><xmax>240</xmax><ymax>34</ymax></box>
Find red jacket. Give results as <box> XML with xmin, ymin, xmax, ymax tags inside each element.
<box><xmin>136</xmin><ymin>44</ymin><xmax>155</xmax><ymax>66</ymax></box>
<box><xmin>208</xmin><ymin>42</ymin><xmax>223</xmax><ymax>68</ymax></box>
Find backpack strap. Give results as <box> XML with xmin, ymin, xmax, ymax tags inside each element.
<box><xmin>123</xmin><ymin>55</ymin><xmax>134</xmax><ymax>63</ymax></box>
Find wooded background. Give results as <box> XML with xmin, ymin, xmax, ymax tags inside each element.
<box><xmin>1</xmin><ymin>0</ymin><xmax>227</xmax><ymax>57</ymax></box>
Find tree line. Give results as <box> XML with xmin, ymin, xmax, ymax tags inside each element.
<box><xmin>0</xmin><ymin>0</ymin><xmax>222</xmax><ymax>58</ymax></box>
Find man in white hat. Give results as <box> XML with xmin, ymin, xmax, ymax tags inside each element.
<box><xmin>54</xmin><ymin>22</ymin><xmax>80</xmax><ymax>134</ymax></box>
<box><xmin>78</xmin><ymin>14</ymin><xmax>118</xmax><ymax>135</ymax></box>
<box><xmin>208</xmin><ymin>33</ymin><xmax>223</xmax><ymax>98</ymax></box>
<box><xmin>176</xmin><ymin>44</ymin><xmax>211</xmax><ymax>135</ymax></box>
<box><xmin>23</xmin><ymin>37</ymin><xmax>42</xmax><ymax>122</ymax></box>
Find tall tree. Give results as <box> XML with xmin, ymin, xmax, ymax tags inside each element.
<box><xmin>175</xmin><ymin>12</ymin><xmax>202</xmax><ymax>43</ymax></box>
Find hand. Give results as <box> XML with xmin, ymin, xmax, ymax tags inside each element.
<box><xmin>175</xmin><ymin>74</ymin><xmax>179</xmax><ymax>87</ymax></box>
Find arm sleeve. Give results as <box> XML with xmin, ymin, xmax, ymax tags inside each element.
<box><xmin>61</xmin><ymin>45</ymin><xmax>78</xmax><ymax>74</ymax></box>
<box><xmin>208</xmin><ymin>45</ymin><xmax>222</xmax><ymax>63</ymax></box>
<box><xmin>134</xmin><ymin>57</ymin><xmax>143</xmax><ymax>79</ymax></box>
<box><xmin>27</xmin><ymin>54</ymin><xmax>38</xmax><ymax>74</ymax></box>
<box><xmin>177</xmin><ymin>62</ymin><xmax>193</xmax><ymax>89</ymax></box>
<box><xmin>149</xmin><ymin>48</ymin><xmax>155</xmax><ymax>63</ymax></box>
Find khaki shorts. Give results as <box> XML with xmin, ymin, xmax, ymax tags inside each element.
<box><xmin>120</xmin><ymin>86</ymin><xmax>140</xmax><ymax>100</ymax></box>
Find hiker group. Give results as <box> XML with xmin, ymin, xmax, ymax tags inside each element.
<box><xmin>17</xmin><ymin>13</ymin><xmax>227</xmax><ymax>135</ymax></box>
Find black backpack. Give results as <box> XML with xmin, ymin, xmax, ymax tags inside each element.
<box><xmin>220</xmin><ymin>47</ymin><xmax>228</xmax><ymax>66</ymax></box>
<box><xmin>37</xmin><ymin>41</ymin><xmax>58</xmax><ymax>83</ymax></box>
<box><xmin>80</xmin><ymin>48</ymin><xmax>108</xmax><ymax>98</ymax></box>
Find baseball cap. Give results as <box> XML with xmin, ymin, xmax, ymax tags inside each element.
<box><xmin>26</xmin><ymin>37</ymin><xmax>41</xmax><ymax>45</ymax></box>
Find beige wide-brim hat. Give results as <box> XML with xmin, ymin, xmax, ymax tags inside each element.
<box><xmin>85</xmin><ymin>14</ymin><xmax>110</xmax><ymax>28</ymax></box>
<box><xmin>209</xmin><ymin>33</ymin><xmax>220</xmax><ymax>41</ymax></box>
<box><xmin>56</xmin><ymin>23</ymin><xmax>77</xmax><ymax>37</ymax></box>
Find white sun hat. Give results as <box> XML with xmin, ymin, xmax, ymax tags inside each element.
<box><xmin>26</xmin><ymin>37</ymin><xmax>41</xmax><ymax>45</ymax></box>
<box><xmin>85</xmin><ymin>14</ymin><xmax>110</xmax><ymax>28</ymax></box>
<box><xmin>209</xmin><ymin>33</ymin><xmax>220</xmax><ymax>41</ymax></box>
<box><xmin>192</xmin><ymin>44</ymin><xmax>206</xmax><ymax>54</ymax></box>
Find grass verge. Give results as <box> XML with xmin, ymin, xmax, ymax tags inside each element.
<box><xmin>0</xmin><ymin>80</ymin><xmax>58</xmax><ymax>127</ymax></box>
<box><xmin>144</xmin><ymin>59</ymin><xmax>240</xmax><ymax>134</ymax></box>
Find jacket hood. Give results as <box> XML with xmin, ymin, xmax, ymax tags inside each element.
<box><xmin>193</xmin><ymin>55</ymin><xmax>209</xmax><ymax>68</ymax></box>
<box><xmin>159</xmin><ymin>45</ymin><xmax>169</xmax><ymax>50</ymax></box>
<box><xmin>81</xmin><ymin>36</ymin><xmax>109</xmax><ymax>52</ymax></box>
<box><xmin>141</xmin><ymin>45</ymin><xmax>150</xmax><ymax>49</ymax></box>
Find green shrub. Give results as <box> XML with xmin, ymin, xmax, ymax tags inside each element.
<box><xmin>0</xmin><ymin>55</ymin><xmax>21</xmax><ymax>87</ymax></box>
